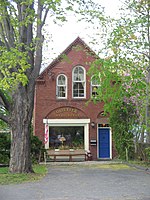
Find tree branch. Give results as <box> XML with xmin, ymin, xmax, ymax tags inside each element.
<box><xmin>0</xmin><ymin>23</ymin><xmax>10</xmax><ymax>49</ymax></box>
<box><xmin>17</xmin><ymin>4</ymin><xmax>28</xmax><ymax>48</ymax></box>
<box><xmin>31</xmin><ymin>0</ymin><xmax>43</xmax><ymax>79</ymax></box>
<box><xmin>124</xmin><ymin>0</ymin><xmax>146</xmax><ymax>16</ymax></box>
<box><xmin>123</xmin><ymin>44</ymin><xmax>150</xmax><ymax>59</ymax></box>
<box><xmin>25</xmin><ymin>3</ymin><xmax>35</xmax><ymax>76</ymax></box>
<box><xmin>2</xmin><ymin>6</ymin><xmax>15</xmax><ymax>48</ymax></box>
<box><xmin>132</xmin><ymin>48</ymin><xmax>150</xmax><ymax>59</ymax></box>
<box><xmin>41</xmin><ymin>7</ymin><xmax>49</xmax><ymax>28</ymax></box>
<box><xmin>0</xmin><ymin>90</ymin><xmax>10</xmax><ymax>111</ymax></box>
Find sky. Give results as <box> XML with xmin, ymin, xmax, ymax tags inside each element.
<box><xmin>42</xmin><ymin>0</ymin><xmax>123</xmax><ymax>68</ymax></box>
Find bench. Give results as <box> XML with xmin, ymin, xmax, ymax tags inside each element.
<box><xmin>44</xmin><ymin>149</ymin><xmax>92</xmax><ymax>162</ymax></box>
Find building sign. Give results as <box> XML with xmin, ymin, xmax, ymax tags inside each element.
<box><xmin>47</xmin><ymin>106</ymin><xmax>87</xmax><ymax>119</ymax></box>
<box><xmin>55</xmin><ymin>107</ymin><xmax>80</xmax><ymax>118</ymax></box>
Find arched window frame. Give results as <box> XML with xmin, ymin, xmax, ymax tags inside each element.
<box><xmin>91</xmin><ymin>75</ymin><xmax>100</xmax><ymax>98</ymax></box>
<box><xmin>56</xmin><ymin>74</ymin><xmax>67</xmax><ymax>99</ymax></box>
<box><xmin>72</xmin><ymin>66</ymin><xmax>86</xmax><ymax>98</ymax></box>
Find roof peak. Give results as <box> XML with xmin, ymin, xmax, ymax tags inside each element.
<box><xmin>39</xmin><ymin>36</ymin><xmax>97</xmax><ymax>77</ymax></box>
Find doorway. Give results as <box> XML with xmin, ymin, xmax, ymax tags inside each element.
<box><xmin>98</xmin><ymin>128</ymin><xmax>111</xmax><ymax>159</ymax></box>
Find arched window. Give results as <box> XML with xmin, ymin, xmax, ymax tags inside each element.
<box><xmin>56</xmin><ymin>74</ymin><xmax>67</xmax><ymax>99</ymax></box>
<box><xmin>72</xmin><ymin>66</ymin><xmax>86</xmax><ymax>98</ymax></box>
<box><xmin>91</xmin><ymin>75</ymin><xmax>100</xmax><ymax>98</ymax></box>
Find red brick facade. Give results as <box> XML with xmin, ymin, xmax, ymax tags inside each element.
<box><xmin>34</xmin><ymin>37</ymin><xmax>114</xmax><ymax>160</ymax></box>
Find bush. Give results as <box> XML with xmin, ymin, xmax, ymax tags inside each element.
<box><xmin>0</xmin><ymin>133</ymin><xmax>44</xmax><ymax>164</ymax></box>
<box><xmin>0</xmin><ymin>133</ymin><xmax>11</xmax><ymax>164</ymax></box>
<box><xmin>144</xmin><ymin>147</ymin><xmax>150</xmax><ymax>161</ymax></box>
<box><xmin>109</xmin><ymin>103</ymin><xmax>137</xmax><ymax>160</ymax></box>
<box><xmin>31</xmin><ymin>135</ymin><xmax>45</xmax><ymax>163</ymax></box>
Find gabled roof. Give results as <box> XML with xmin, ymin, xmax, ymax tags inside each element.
<box><xmin>38</xmin><ymin>36</ymin><xmax>97</xmax><ymax>79</ymax></box>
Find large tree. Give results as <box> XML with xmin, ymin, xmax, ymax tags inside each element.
<box><xmin>0</xmin><ymin>0</ymin><xmax>103</xmax><ymax>173</ymax></box>
<box><xmin>88</xmin><ymin>0</ymin><xmax>150</xmax><ymax>158</ymax></box>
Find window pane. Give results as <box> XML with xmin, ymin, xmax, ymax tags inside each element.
<box><xmin>78</xmin><ymin>74</ymin><xmax>84</xmax><ymax>81</ymax></box>
<box><xmin>92</xmin><ymin>78</ymin><xmax>99</xmax><ymax>85</ymax></box>
<box><xmin>73</xmin><ymin>82</ymin><xmax>78</xmax><ymax>97</ymax></box>
<box><xmin>58</xmin><ymin>75</ymin><xmax>65</xmax><ymax>85</ymax></box>
<box><xmin>74</xmin><ymin>67</ymin><xmax>78</xmax><ymax>74</ymax></box>
<box><xmin>92</xmin><ymin>86</ymin><xmax>98</xmax><ymax>97</ymax></box>
<box><xmin>74</xmin><ymin>73</ymin><xmax>78</xmax><ymax>81</ymax></box>
<box><xmin>58</xmin><ymin>86</ymin><xmax>66</xmax><ymax>97</ymax></box>
<box><xmin>73</xmin><ymin>67</ymin><xmax>84</xmax><ymax>81</ymax></box>
<box><xmin>78</xmin><ymin>68</ymin><xmax>84</xmax><ymax>81</ymax></box>
<box><xmin>91</xmin><ymin>75</ymin><xmax>100</xmax><ymax>98</ymax></box>
<box><xmin>73</xmin><ymin>83</ymin><xmax>84</xmax><ymax>97</ymax></box>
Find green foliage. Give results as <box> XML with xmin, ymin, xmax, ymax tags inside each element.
<box><xmin>109</xmin><ymin>103</ymin><xmax>136</xmax><ymax>160</ymax></box>
<box><xmin>0</xmin><ymin>47</ymin><xmax>30</xmax><ymax>89</ymax></box>
<box><xmin>0</xmin><ymin>132</ymin><xmax>11</xmax><ymax>164</ymax></box>
<box><xmin>31</xmin><ymin>135</ymin><xmax>44</xmax><ymax>163</ymax></box>
<box><xmin>144</xmin><ymin>147</ymin><xmax>150</xmax><ymax>161</ymax></box>
<box><xmin>88</xmin><ymin>0</ymin><xmax>150</xmax><ymax>159</ymax></box>
<box><xmin>0</xmin><ymin>120</ymin><xmax>10</xmax><ymax>130</ymax></box>
<box><xmin>0</xmin><ymin>132</ymin><xmax>44</xmax><ymax>164</ymax></box>
<box><xmin>88</xmin><ymin>58</ymin><xmax>141</xmax><ymax>160</ymax></box>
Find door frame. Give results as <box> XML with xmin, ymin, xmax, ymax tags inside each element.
<box><xmin>97</xmin><ymin>126</ymin><xmax>112</xmax><ymax>159</ymax></box>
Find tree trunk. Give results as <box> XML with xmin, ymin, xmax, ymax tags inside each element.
<box><xmin>9</xmin><ymin>84</ymin><xmax>34</xmax><ymax>173</ymax></box>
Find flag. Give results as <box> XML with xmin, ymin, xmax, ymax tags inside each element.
<box><xmin>44</xmin><ymin>123</ymin><xmax>49</xmax><ymax>144</ymax></box>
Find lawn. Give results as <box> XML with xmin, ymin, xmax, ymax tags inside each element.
<box><xmin>0</xmin><ymin>164</ymin><xmax>47</xmax><ymax>185</ymax></box>
<box><xmin>89</xmin><ymin>163</ymin><xmax>133</xmax><ymax>170</ymax></box>
<box><xmin>128</xmin><ymin>160</ymin><xmax>150</xmax><ymax>167</ymax></box>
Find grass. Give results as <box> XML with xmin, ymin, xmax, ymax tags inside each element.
<box><xmin>0</xmin><ymin>164</ymin><xmax>47</xmax><ymax>185</ymax></box>
<box><xmin>50</xmin><ymin>162</ymin><xmax>134</xmax><ymax>170</ymax></box>
<box><xmin>82</xmin><ymin>163</ymin><xmax>133</xmax><ymax>170</ymax></box>
<box><xmin>128</xmin><ymin>160</ymin><xmax>150</xmax><ymax>167</ymax></box>
<box><xmin>91</xmin><ymin>163</ymin><xmax>132</xmax><ymax>170</ymax></box>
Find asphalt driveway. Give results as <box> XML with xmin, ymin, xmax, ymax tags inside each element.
<box><xmin>0</xmin><ymin>163</ymin><xmax>150</xmax><ymax>200</ymax></box>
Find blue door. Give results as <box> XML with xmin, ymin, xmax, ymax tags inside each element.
<box><xmin>98</xmin><ymin>128</ymin><xmax>110</xmax><ymax>158</ymax></box>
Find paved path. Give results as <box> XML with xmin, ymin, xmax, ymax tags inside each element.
<box><xmin>0</xmin><ymin>162</ymin><xmax>150</xmax><ymax>200</ymax></box>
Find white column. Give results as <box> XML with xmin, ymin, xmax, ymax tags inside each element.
<box><xmin>84</xmin><ymin>123</ymin><xmax>89</xmax><ymax>151</ymax></box>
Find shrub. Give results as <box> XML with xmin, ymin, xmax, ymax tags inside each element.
<box><xmin>0</xmin><ymin>133</ymin><xmax>11</xmax><ymax>164</ymax></box>
<box><xmin>31</xmin><ymin>135</ymin><xmax>45</xmax><ymax>163</ymax></box>
<box><xmin>110</xmin><ymin>104</ymin><xmax>135</xmax><ymax>160</ymax></box>
<box><xmin>0</xmin><ymin>133</ymin><xmax>44</xmax><ymax>164</ymax></box>
<box><xmin>144</xmin><ymin>147</ymin><xmax>150</xmax><ymax>161</ymax></box>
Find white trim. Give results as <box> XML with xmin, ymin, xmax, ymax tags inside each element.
<box><xmin>43</xmin><ymin>118</ymin><xmax>90</xmax><ymax>150</ymax></box>
<box><xmin>97</xmin><ymin>126</ymin><xmax>112</xmax><ymax>159</ymax></box>
<box><xmin>84</xmin><ymin>123</ymin><xmax>89</xmax><ymax>151</ymax></box>
<box><xmin>110</xmin><ymin>128</ymin><xmax>112</xmax><ymax>159</ymax></box>
<box><xmin>43</xmin><ymin>119</ymin><xmax>90</xmax><ymax>124</ymax></box>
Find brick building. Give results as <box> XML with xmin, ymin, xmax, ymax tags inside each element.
<box><xmin>34</xmin><ymin>37</ymin><xmax>114</xmax><ymax>160</ymax></box>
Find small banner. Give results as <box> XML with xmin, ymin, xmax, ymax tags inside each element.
<box><xmin>44</xmin><ymin>123</ymin><xmax>49</xmax><ymax>144</ymax></box>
